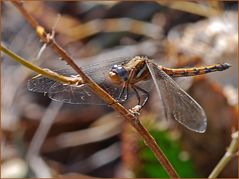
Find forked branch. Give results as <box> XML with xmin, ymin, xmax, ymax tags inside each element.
<box><xmin>0</xmin><ymin>44</ymin><xmax>82</xmax><ymax>85</ymax></box>
<box><xmin>8</xmin><ymin>1</ymin><xmax>179</xmax><ymax>177</ymax></box>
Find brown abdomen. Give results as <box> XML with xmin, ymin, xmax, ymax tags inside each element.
<box><xmin>161</xmin><ymin>63</ymin><xmax>231</xmax><ymax>77</ymax></box>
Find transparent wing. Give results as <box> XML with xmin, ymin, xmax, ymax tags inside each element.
<box><xmin>27</xmin><ymin>57</ymin><xmax>133</xmax><ymax>104</ymax></box>
<box><xmin>27</xmin><ymin>57</ymin><xmax>131</xmax><ymax>93</ymax></box>
<box><xmin>27</xmin><ymin>76</ymin><xmax>56</xmax><ymax>93</ymax></box>
<box><xmin>146</xmin><ymin>61</ymin><xmax>207</xmax><ymax>133</ymax></box>
<box><xmin>27</xmin><ymin>69</ymin><xmax>74</xmax><ymax>93</ymax></box>
<box><xmin>48</xmin><ymin>83</ymin><xmax>105</xmax><ymax>104</ymax></box>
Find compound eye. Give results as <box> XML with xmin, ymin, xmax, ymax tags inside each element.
<box><xmin>111</xmin><ymin>64</ymin><xmax>119</xmax><ymax>70</ymax></box>
<box><xmin>110</xmin><ymin>64</ymin><xmax>128</xmax><ymax>81</ymax></box>
<box><xmin>115</xmin><ymin>66</ymin><xmax>128</xmax><ymax>80</ymax></box>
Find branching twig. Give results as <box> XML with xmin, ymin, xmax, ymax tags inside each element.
<box><xmin>208</xmin><ymin>131</ymin><xmax>238</xmax><ymax>178</ymax></box>
<box><xmin>9</xmin><ymin>1</ymin><xmax>179</xmax><ymax>177</ymax></box>
<box><xmin>0</xmin><ymin>44</ymin><xmax>81</xmax><ymax>85</ymax></box>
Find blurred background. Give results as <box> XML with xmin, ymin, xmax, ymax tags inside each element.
<box><xmin>1</xmin><ymin>1</ymin><xmax>238</xmax><ymax>178</ymax></box>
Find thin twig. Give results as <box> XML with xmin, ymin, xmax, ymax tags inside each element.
<box><xmin>28</xmin><ymin>156</ymin><xmax>52</xmax><ymax>178</ymax></box>
<box><xmin>26</xmin><ymin>101</ymin><xmax>63</xmax><ymax>178</ymax></box>
<box><xmin>68</xmin><ymin>142</ymin><xmax>121</xmax><ymax>173</ymax></box>
<box><xmin>0</xmin><ymin>44</ymin><xmax>82</xmax><ymax>85</ymax></box>
<box><xmin>9</xmin><ymin>1</ymin><xmax>179</xmax><ymax>177</ymax></box>
<box><xmin>43</xmin><ymin>112</ymin><xmax>123</xmax><ymax>152</ymax></box>
<box><xmin>26</xmin><ymin>101</ymin><xmax>63</xmax><ymax>160</ymax></box>
<box><xmin>208</xmin><ymin>131</ymin><xmax>238</xmax><ymax>178</ymax></box>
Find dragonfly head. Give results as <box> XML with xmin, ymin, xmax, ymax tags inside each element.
<box><xmin>109</xmin><ymin>64</ymin><xmax>128</xmax><ymax>84</ymax></box>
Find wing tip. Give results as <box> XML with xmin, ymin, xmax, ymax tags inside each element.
<box><xmin>191</xmin><ymin>120</ymin><xmax>207</xmax><ymax>133</ymax></box>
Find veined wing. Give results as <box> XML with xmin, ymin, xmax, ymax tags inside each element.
<box><xmin>27</xmin><ymin>69</ymin><xmax>75</xmax><ymax>93</ymax></box>
<box><xmin>146</xmin><ymin>61</ymin><xmax>207</xmax><ymax>133</ymax></box>
<box><xmin>27</xmin><ymin>57</ymin><xmax>132</xmax><ymax>104</ymax></box>
<box><xmin>47</xmin><ymin>83</ymin><xmax>106</xmax><ymax>104</ymax></box>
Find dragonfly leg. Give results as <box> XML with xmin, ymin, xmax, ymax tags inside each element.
<box><xmin>134</xmin><ymin>85</ymin><xmax>149</xmax><ymax>107</ymax></box>
<box><xmin>121</xmin><ymin>85</ymin><xmax>129</xmax><ymax>102</ymax></box>
<box><xmin>124</xmin><ymin>85</ymin><xmax>129</xmax><ymax>101</ymax></box>
<box><xmin>117</xmin><ymin>86</ymin><xmax>125</xmax><ymax>102</ymax></box>
<box><xmin>132</xmin><ymin>86</ymin><xmax>141</xmax><ymax>105</ymax></box>
<box><xmin>117</xmin><ymin>82</ymin><xmax>129</xmax><ymax>103</ymax></box>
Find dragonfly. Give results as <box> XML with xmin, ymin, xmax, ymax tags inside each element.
<box><xmin>28</xmin><ymin>56</ymin><xmax>231</xmax><ymax>133</ymax></box>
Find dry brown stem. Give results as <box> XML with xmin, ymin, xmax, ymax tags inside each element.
<box><xmin>10</xmin><ymin>1</ymin><xmax>179</xmax><ymax>177</ymax></box>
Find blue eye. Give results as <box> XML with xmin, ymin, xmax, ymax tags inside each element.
<box><xmin>111</xmin><ymin>65</ymin><xmax>128</xmax><ymax>81</ymax></box>
<box><xmin>111</xmin><ymin>64</ymin><xmax>118</xmax><ymax>70</ymax></box>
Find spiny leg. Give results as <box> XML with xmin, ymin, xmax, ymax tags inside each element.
<box><xmin>132</xmin><ymin>85</ymin><xmax>149</xmax><ymax>108</ymax></box>
<box><xmin>132</xmin><ymin>86</ymin><xmax>141</xmax><ymax>105</ymax></box>
<box><xmin>123</xmin><ymin>85</ymin><xmax>129</xmax><ymax>102</ymax></box>
<box><xmin>117</xmin><ymin>82</ymin><xmax>129</xmax><ymax>103</ymax></box>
